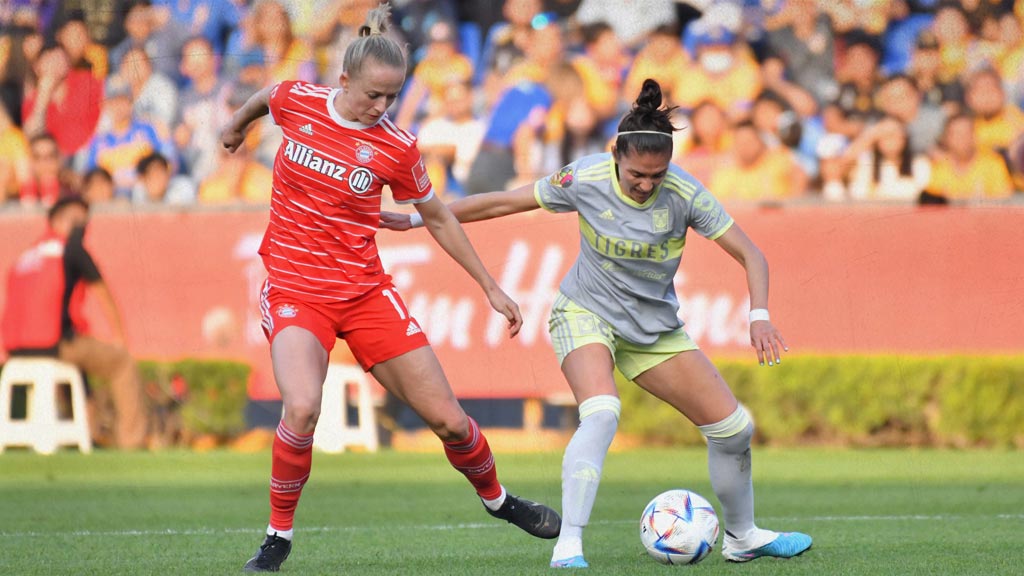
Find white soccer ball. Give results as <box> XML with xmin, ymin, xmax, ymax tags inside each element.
<box><xmin>639</xmin><ymin>489</ymin><xmax>720</xmax><ymax>565</ymax></box>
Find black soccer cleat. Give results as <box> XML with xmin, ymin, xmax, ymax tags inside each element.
<box><xmin>485</xmin><ymin>493</ymin><xmax>561</xmax><ymax>539</ymax></box>
<box><xmin>243</xmin><ymin>533</ymin><xmax>292</xmax><ymax>572</ymax></box>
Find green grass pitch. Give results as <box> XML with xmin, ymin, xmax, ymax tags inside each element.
<box><xmin>1</xmin><ymin>447</ymin><xmax>1022</xmax><ymax>575</ymax></box>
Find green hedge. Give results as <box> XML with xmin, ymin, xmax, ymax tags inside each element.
<box><xmin>616</xmin><ymin>355</ymin><xmax>1024</xmax><ymax>448</ymax></box>
<box><xmin>139</xmin><ymin>359</ymin><xmax>250</xmax><ymax>438</ymax></box>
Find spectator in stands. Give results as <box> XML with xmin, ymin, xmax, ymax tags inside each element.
<box><xmin>0</xmin><ymin>195</ymin><xmax>149</xmax><ymax>450</ymax></box>
<box><xmin>82</xmin><ymin>75</ymin><xmax>165</xmax><ymax>200</ymax></box>
<box><xmin>673</xmin><ymin>23</ymin><xmax>762</xmax><ymax>120</ymax></box>
<box><xmin>132</xmin><ymin>151</ymin><xmax>195</xmax><ymax>204</ymax></box>
<box><xmin>150</xmin><ymin>0</ymin><xmax>239</xmax><ymax>54</ymax></box>
<box><xmin>836</xmin><ymin>115</ymin><xmax>932</xmax><ymax>202</ymax></box>
<box><xmin>963</xmin><ymin>67</ymin><xmax>1024</xmax><ymax>154</ymax></box>
<box><xmin>925</xmin><ymin>112</ymin><xmax>1014</xmax><ymax>201</ymax></box>
<box><xmin>21</xmin><ymin>45</ymin><xmax>103</xmax><ymax>158</ymax></box>
<box><xmin>118</xmin><ymin>46</ymin><xmax>178</xmax><ymax>141</ymax></box>
<box><xmin>49</xmin><ymin>0</ymin><xmax>133</xmax><ymax>49</ymax></box>
<box><xmin>198</xmin><ymin>139</ymin><xmax>272</xmax><ymax>204</ymax></box>
<box><xmin>931</xmin><ymin>3</ymin><xmax>973</xmax><ymax>84</ymax></box>
<box><xmin>247</xmin><ymin>0</ymin><xmax>316</xmax><ymax>86</ymax></box>
<box><xmin>674</xmin><ymin>100</ymin><xmax>732</xmax><ymax>186</ymax></box>
<box><xmin>108</xmin><ymin>0</ymin><xmax>189</xmax><ymax>83</ymax></box>
<box><xmin>174</xmin><ymin>35</ymin><xmax>230</xmax><ymax>186</ymax></box>
<box><xmin>831</xmin><ymin>32</ymin><xmax>884</xmax><ymax>132</ymax></box>
<box><xmin>908</xmin><ymin>29</ymin><xmax>964</xmax><ymax>116</ymax></box>
<box><xmin>0</xmin><ymin>104</ymin><xmax>30</xmax><ymax>202</ymax></box>
<box><xmin>710</xmin><ymin>120</ymin><xmax>807</xmax><ymax>202</ymax></box>
<box><xmin>81</xmin><ymin>166</ymin><xmax>116</xmax><ymax>205</ymax></box>
<box><xmin>570</xmin><ymin>21</ymin><xmax>631</xmax><ymax>125</ymax></box>
<box><xmin>623</xmin><ymin>24</ymin><xmax>690</xmax><ymax>110</ymax></box>
<box><xmin>502</xmin><ymin>15</ymin><xmax>565</xmax><ymax>89</ymax></box>
<box><xmin>0</xmin><ymin>12</ymin><xmax>39</xmax><ymax>124</ymax></box>
<box><xmin>764</xmin><ymin>0</ymin><xmax>838</xmax><ymax>107</ymax></box>
<box><xmin>874</xmin><ymin>73</ymin><xmax>947</xmax><ymax>155</ymax></box>
<box><xmin>395</xmin><ymin>20</ymin><xmax>473</xmax><ymax>129</ymax></box>
<box><xmin>572</xmin><ymin>0</ymin><xmax>677</xmax><ymax>49</ymax></box>
<box><xmin>54</xmin><ymin>10</ymin><xmax>108</xmax><ymax>81</ymax></box>
<box><xmin>465</xmin><ymin>73</ymin><xmax>552</xmax><ymax>194</ymax></box>
<box><xmin>20</xmin><ymin>133</ymin><xmax>68</xmax><ymax>206</ymax></box>
<box><xmin>996</xmin><ymin>11</ymin><xmax>1024</xmax><ymax>109</ymax></box>
<box><xmin>416</xmin><ymin>81</ymin><xmax>486</xmax><ymax>197</ymax></box>
<box><xmin>479</xmin><ymin>0</ymin><xmax>542</xmax><ymax>88</ymax></box>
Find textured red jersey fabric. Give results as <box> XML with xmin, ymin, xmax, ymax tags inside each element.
<box><xmin>261</xmin><ymin>81</ymin><xmax>433</xmax><ymax>303</ymax></box>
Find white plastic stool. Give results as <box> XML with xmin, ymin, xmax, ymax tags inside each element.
<box><xmin>0</xmin><ymin>357</ymin><xmax>93</xmax><ymax>454</ymax></box>
<box><xmin>313</xmin><ymin>363</ymin><xmax>379</xmax><ymax>453</ymax></box>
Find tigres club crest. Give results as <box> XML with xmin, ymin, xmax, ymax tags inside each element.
<box><xmin>355</xmin><ymin>143</ymin><xmax>375</xmax><ymax>164</ymax></box>
<box><xmin>550</xmin><ymin>166</ymin><xmax>574</xmax><ymax>188</ymax></box>
<box><xmin>276</xmin><ymin>304</ymin><xmax>298</xmax><ymax>318</ymax></box>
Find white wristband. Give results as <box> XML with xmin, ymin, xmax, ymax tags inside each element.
<box><xmin>408</xmin><ymin>213</ymin><xmax>424</xmax><ymax>228</ymax></box>
<box><xmin>749</xmin><ymin>308</ymin><xmax>770</xmax><ymax>323</ymax></box>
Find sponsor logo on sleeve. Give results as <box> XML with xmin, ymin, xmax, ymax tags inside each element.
<box><xmin>412</xmin><ymin>158</ymin><xmax>430</xmax><ymax>193</ymax></box>
<box><xmin>551</xmin><ymin>166</ymin><xmax>574</xmax><ymax>188</ymax></box>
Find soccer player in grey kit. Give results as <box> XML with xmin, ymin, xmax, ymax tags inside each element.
<box><xmin>381</xmin><ymin>78</ymin><xmax>813</xmax><ymax>568</ymax></box>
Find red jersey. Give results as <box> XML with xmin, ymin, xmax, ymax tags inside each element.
<box><xmin>262</xmin><ymin>81</ymin><xmax>433</xmax><ymax>302</ymax></box>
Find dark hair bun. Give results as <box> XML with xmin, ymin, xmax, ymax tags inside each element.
<box><xmin>636</xmin><ymin>79</ymin><xmax>664</xmax><ymax>111</ymax></box>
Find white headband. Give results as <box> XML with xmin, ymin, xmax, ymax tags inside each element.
<box><xmin>615</xmin><ymin>130</ymin><xmax>674</xmax><ymax>138</ymax></box>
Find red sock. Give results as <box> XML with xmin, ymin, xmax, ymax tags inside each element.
<box><xmin>269</xmin><ymin>421</ymin><xmax>314</xmax><ymax>531</ymax></box>
<box><xmin>443</xmin><ymin>417</ymin><xmax>502</xmax><ymax>500</ymax></box>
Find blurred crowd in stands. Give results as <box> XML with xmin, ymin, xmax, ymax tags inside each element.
<box><xmin>1</xmin><ymin>0</ymin><xmax>1023</xmax><ymax>211</ymax></box>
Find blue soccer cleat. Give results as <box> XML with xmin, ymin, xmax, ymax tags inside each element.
<box><xmin>550</xmin><ymin>555</ymin><xmax>589</xmax><ymax>568</ymax></box>
<box><xmin>722</xmin><ymin>531</ymin><xmax>812</xmax><ymax>562</ymax></box>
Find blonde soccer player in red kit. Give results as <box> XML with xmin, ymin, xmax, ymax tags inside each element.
<box><xmin>221</xmin><ymin>3</ymin><xmax>560</xmax><ymax>572</ymax></box>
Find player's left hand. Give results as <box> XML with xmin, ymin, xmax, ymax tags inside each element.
<box><xmin>750</xmin><ymin>320</ymin><xmax>788</xmax><ymax>367</ymax></box>
<box><xmin>379</xmin><ymin>211</ymin><xmax>412</xmax><ymax>230</ymax></box>
<box><xmin>484</xmin><ymin>285</ymin><xmax>523</xmax><ymax>338</ymax></box>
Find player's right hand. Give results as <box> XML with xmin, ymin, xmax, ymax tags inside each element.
<box><xmin>221</xmin><ymin>128</ymin><xmax>246</xmax><ymax>153</ymax></box>
<box><xmin>379</xmin><ymin>211</ymin><xmax>412</xmax><ymax>230</ymax></box>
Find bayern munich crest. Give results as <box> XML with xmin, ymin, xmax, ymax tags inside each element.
<box><xmin>275</xmin><ymin>304</ymin><xmax>297</xmax><ymax>318</ymax></box>
<box><xmin>355</xmin><ymin>144</ymin><xmax>375</xmax><ymax>164</ymax></box>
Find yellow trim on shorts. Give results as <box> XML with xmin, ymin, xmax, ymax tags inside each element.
<box><xmin>548</xmin><ymin>292</ymin><xmax>699</xmax><ymax>381</ymax></box>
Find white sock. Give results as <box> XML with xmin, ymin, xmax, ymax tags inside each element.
<box><xmin>552</xmin><ymin>395</ymin><xmax>620</xmax><ymax>561</ymax></box>
<box><xmin>267</xmin><ymin>525</ymin><xmax>293</xmax><ymax>541</ymax></box>
<box><xmin>699</xmin><ymin>406</ymin><xmax>756</xmax><ymax>540</ymax></box>
<box><xmin>482</xmin><ymin>485</ymin><xmax>507</xmax><ymax>511</ymax></box>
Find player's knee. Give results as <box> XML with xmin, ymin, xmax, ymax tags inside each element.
<box><xmin>578</xmin><ymin>395</ymin><xmax>621</xmax><ymax>427</ymax></box>
<box><xmin>427</xmin><ymin>411</ymin><xmax>469</xmax><ymax>443</ymax></box>
<box><xmin>283</xmin><ymin>399</ymin><xmax>321</xmax><ymax>433</ymax></box>
<box><xmin>700</xmin><ymin>405</ymin><xmax>753</xmax><ymax>454</ymax></box>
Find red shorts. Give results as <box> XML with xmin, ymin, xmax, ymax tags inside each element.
<box><xmin>260</xmin><ymin>279</ymin><xmax>429</xmax><ymax>370</ymax></box>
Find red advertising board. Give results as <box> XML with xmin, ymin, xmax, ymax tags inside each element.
<box><xmin>1</xmin><ymin>205</ymin><xmax>1022</xmax><ymax>400</ymax></box>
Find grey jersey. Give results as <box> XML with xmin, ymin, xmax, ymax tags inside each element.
<box><xmin>534</xmin><ymin>152</ymin><xmax>734</xmax><ymax>345</ymax></box>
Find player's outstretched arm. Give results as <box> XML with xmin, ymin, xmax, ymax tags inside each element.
<box><xmin>221</xmin><ymin>86</ymin><xmax>274</xmax><ymax>153</ymax></box>
<box><xmin>379</xmin><ymin>182</ymin><xmax>540</xmax><ymax>230</ymax></box>
<box><xmin>414</xmin><ymin>195</ymin><xmax>523</xmax><ymax>337</ymax></box>
<box><xmin>714</xmin><ymin>224</ymin><xmax>789</xmax><ymax>366</ymax></box>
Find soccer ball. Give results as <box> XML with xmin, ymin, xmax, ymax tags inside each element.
<box><xmin>639</xmin><ymin>489</ymin><xmax>719</xmax><ymax>565</ymax></box>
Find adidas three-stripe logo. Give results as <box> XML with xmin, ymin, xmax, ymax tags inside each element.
<box><xmin>406</xmin><ymin>322</ymin><xmax>421</xmax><ymax>336</ymax></box>
<box><xmin>300</xmin><ymin>123</ymin><xmax>314</xmax><ymax>135</ymax></box>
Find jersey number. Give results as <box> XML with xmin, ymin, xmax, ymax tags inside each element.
<box><xmin>382</xmin><ymin>288</ymin><xmax>406</xmax><ymax>319</ymax></box>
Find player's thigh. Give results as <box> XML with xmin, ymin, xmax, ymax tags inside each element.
<box><xmin>270</xmin><ymin>325</ymin><xmax>330</xmax><ymax>416</ymax></box>
<box><xmin>561</xmin><ymin>344</ymin><xmax>618</xmax><ymax>402</ymax></box>
<box><xmin>631</xmin><ymin>349</ymin><xmax>737</xmax><ymax>427</ymax></box>
<box><xmin>550</xmin><ymin>292</ymin><xmax>619</xmax><ymax>401</ymax></box>
<box><xmin>369</xmin><ymin>345</ymin><xmax>466</xmax><ymax>436</ymax></box>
